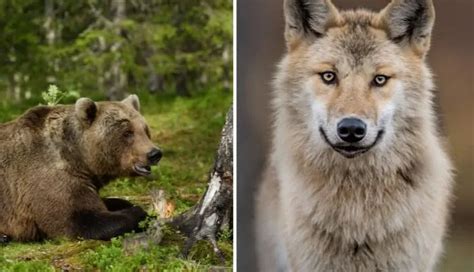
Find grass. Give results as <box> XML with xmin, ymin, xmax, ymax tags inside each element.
<box><xmin>0</xmin><ymin>89</ymin><xmax>233</xmax><ymax>271</ymax></box>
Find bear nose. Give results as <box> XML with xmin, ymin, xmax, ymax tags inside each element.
<box><xmin>147</xmin><ymin>148</ymin><xmax>162</xmax><ymax>164</ymax></box>
<box><xmin>337</xmin><ymin>118</ymin><xmax>367</xmax><ymax>143</ymax></box>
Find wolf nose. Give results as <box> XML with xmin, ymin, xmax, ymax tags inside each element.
<box><xmin>147</xmin><ymin>148</ymin><xmax>162</xmax><ymax>164</ymax></box>
<box><xmin>337</xmin><ymin>118</ymin><xmax>367</xmax><ymax>143</ymax></box>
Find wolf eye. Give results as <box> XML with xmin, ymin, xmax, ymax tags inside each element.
<box><xmin>373</xmin><ymin>75</ymin><xmax>390</xmax><ymax>87</ymax></box>
<box><xmin>319</xmin><ymin>71</ymin><xmax>337</xmax><ymax>85</ymax></box>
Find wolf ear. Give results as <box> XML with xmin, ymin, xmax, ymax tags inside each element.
<box><xmin>121</xmin><ymin>94</ymin><xmax>140</xmax><ymax>112</ymax></box>
<box><xmin>380</xmin><ymin>0</ymin><xmax>435</xmax><ymax>56</ymax></box>
<box><xmin>284</xmin><ymin>0</ymin><xmax>340</xmax><ymax>50</ymax></box>
<box><xmin>75</xmin><ymin>98</ymin><xmax>97</xmax><ymax>126</ymax></box>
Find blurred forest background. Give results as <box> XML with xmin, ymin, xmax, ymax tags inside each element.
<box><xmin>237</xmin><ymin>0</ymin><xmax>473</xmax><ymax>271</ymax></box>
<box><xmin>0</xmin><ymin>0</ymin><xmax>232</xmax><ymax>102</ymax></box>
<box><xmin>0</xmin><ymin>0</ymin><xmax>233</xmax><ymax>270</ymax></box>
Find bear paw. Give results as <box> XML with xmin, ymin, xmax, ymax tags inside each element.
<box><xmin>0</xmin><ymin>233</ymin><xmax>10</xmax><ymax>245</ymax></box>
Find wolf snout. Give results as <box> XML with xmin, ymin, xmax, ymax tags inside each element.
<box><xmin>337</xmin><ymin>118</ymin><xmax>367</xmax><ymax>143</ymax></box>
<box><xmin>147</xmin><ymin>148</ymin><xmax>162</xmax><ymax>165</ymax></box>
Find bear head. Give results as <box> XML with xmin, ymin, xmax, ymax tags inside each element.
<box><xmin>74</xmin><ymin>95</ymin><xmax>162</xmax><ymax>178</ymax></box>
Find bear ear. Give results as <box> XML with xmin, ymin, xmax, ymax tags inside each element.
<box><xmin>284</xmin><ymin>0</ymin><xmax>341</xmax><ymax>50</ymax></box>
<box><xmin>75</xmin><ymin>98</ymin><xmax>97</xmax><ymax>126</ymax></box>
<box><xmin>380</xmin><ymin>0</ymin><xmax>435</xmax><ymax>57</ymax></box>
<box><xmin>121</xmin><ymin>94</ymin><xmax>140</xmax><ymax>112</ymax></box>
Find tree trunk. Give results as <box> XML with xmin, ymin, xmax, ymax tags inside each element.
<box><xmin>176</xmin><ymin>72</ymin><xmax>190</xmax><ymax>97</ymax></box>
<box><xmin>170</xmin><ymin>106</ymin><xmax>233</xmax><ymax>260</ymax></box>
<box><xmin>44</xmin><ymin>0</ymin><xmax>55</xmax><ymax>46</ymax></box>
<box><xmin>44</xmin><ymin>0</ymin><xmax>59</xmax><ymax>84</ymax></box>
<box><xmin>144</xmin><ymin>47</ymin><xmax>164</xmax><ymax>93</ymax></box>
<box><xmin>107</xmin><ymin>0</ymin><xmax>127</xmax><ymax>100</ymax></box>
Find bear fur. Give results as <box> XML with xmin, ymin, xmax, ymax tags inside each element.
<box><xmin>0</xmin><ymin>95</ymin><xmax>162</xmax><ymax>242</ymax></box>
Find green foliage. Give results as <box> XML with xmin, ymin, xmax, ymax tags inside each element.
<box><xmin>220</xmin><ymin>228</ymin><xmax>233</xmax><ymax>241</ymax></box>
<box><xmin>0</xmin><ymin>256</ymin><xmax>54</xmax><ymax>272</ymax></box>
<box><xmin>41</xmin><ymin>84</ymin><xmax>80</xmax><ymax>106</ymax></box>
<box><xmin>0</xmin><ymin>1</ymin><xmax>232</xmax><ymax>100</ymax></box>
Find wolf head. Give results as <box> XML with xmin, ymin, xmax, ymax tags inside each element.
<box><xmin>274</xmin><ymin>0</ymin><xmax>436</xmax><ymax>160</ymax></box>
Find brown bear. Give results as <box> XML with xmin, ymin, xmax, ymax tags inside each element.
<box><xmin>0</xmin><ymin>95</ymin><xmax>162</xmax><ymax>242</ymax></box>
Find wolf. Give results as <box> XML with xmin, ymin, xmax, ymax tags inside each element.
<box><xmin>255</xmin><ymin>0</ymin><xmax>453</xmax><ymax>271</ymax></box>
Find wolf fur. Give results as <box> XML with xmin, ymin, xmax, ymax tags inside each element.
<box><xmin>255</xmin><ymin>0</ymin><xmax>453</xmax><ymax>271</ymax></box>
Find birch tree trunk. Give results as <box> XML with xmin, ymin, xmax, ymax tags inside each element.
<box><xmin>170</xmin><ymin>106</ymin><xmax>233</xmax><ymax>260</ymax></box>
<box><xmin>44</xmin><ymin>0</ymin><xmax>55</xmax><ymax>46</ymax></box>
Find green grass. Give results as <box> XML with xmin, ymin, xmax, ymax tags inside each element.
<box><xmin>0</xmin><ymin>89</ymin><xmax>233</xmax><ymax>271</ymax></box>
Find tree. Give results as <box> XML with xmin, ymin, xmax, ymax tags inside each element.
<box><xmin>106</xmin><ymin>0</ymin><xmax>127</xmax><ymax>100</ymax></box>
<box><xmin>170</xmin><ymin>106</ymin><xmax>233</xmax><ymax>260</ymax></box>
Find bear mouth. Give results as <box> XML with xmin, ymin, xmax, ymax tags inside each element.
<box><xmin>133</xmin><ymin>164</ymin><xmax>152</xmax><ymax>176</ymax></box>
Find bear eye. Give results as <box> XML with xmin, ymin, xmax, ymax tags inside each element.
<box><xmin>319</xmin><ymin>71</ymin><xmax>337</xmax><ymax>85</ymax></box>
<box><xmin>123</xmin><ymin>130</ymin><xmax>134</xmax><ymax>138</ymax></box>
<box><xmin>373</xmin><ymin>75</ymin><xmax>390</xmax><ymax>87</ymax></box>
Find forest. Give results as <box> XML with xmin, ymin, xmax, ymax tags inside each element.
<box><xmin>0</xmin><ymin>0</ymin><xmax>232</xmax><ymax>101</ymax></box>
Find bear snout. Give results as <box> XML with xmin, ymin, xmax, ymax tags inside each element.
<box><xmin>147</xmin><ymin>148</ymin><xmax>162</xmax><ymax>165</ymax></box>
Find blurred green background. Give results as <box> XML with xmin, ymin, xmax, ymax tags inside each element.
<box><xmin>0</xmin><ymin>0</ymin><xmax>233</xmax><ymax>270</ymax></box>
<box><xmin>0</xmin><ymin>0</ymin><xmax>232</xmax><ymax>102</ymax></box>
<box><xmin>237</xmin><ymin>0</ymin><xmax>473</xmax><ymax>271</ymax></box>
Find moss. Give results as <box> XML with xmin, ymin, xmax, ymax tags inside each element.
<box><xmin>82</xmin><ymin>227</ymin><xmax>232</xmax><ymax>271</ymax></box>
